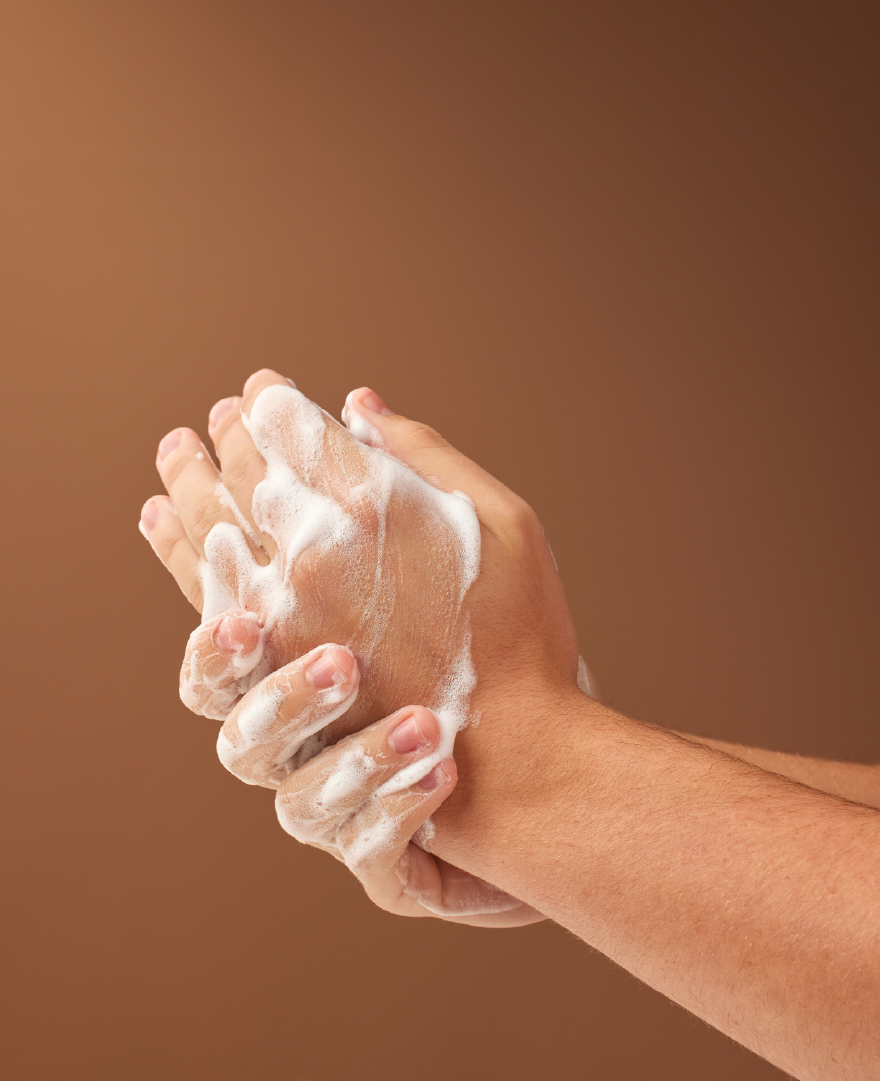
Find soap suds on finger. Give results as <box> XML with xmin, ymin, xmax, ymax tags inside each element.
<box><xmin>217</xmin><ymin>653</ymin><xmax>360</xmax><ymax>786</ymax></box>
<box><xmin>179</xmin><ymin>611</ymin><xmax>267</xmax><ymax>721</ymax></box>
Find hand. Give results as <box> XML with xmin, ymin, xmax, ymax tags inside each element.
<box><xmin>143</xmin><ymin>371</ymin><xmax>486</xmax><ymax>753</ymax></box>
<box><xmin>142</xmin><ymin>369</ymin><xmax>597</xmax><ymax>841</ymax></box>
<box><xmin>188</xmin><ymin>615</ymin><xmax>541</xmax><ymax>926</ymax></box>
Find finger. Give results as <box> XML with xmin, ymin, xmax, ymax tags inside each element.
<box><xmin>239</xmin><ymin>367</ymin><xmax>296</xmax><ymax>417</ymax></box>
<box><xmin>341</xmin><ymin>388</ymin><xmax>525</xmax><ymax>538</ymax></box>
<box><xmin>139</xmin><ymin>496</ymin><xmax>203</xmax><ymax>610</ymax></box>
<box><xmin>359</xmin><ymin>841</ymin><xmax>536</xmax><ymax>924</ymax></box>
<box><xmin>179</xmin><ymin>610</ymin><xmax>266</xmax><ymax>720</ymax></box>
<box><xmin>217</xmin><ymin>644</ymin><xmax>360</xmax><ymax>788</ymax></box>
<box><xmin>274</xmin><ymin>706</ymin><xmax>445</xmax><ymax>848</ymax></box>
<box><xmin>337</xmin><ymin>773</ymin><xmax>535</xmax><ymax>924</ymax></box>
<box><xmin>156</xmin><ymin>426</ymin><xmax>265</xmax><ymax>562</ymax></box>
<box><xmin>239</xmin><ymin>369</ymin><xmax>374</xmax><ymax>515</ymax></box>
<box><xmin>208</xmin><ymin>395</ymin><xmax>271</xmax><ymax>552</ymax></box>
<box><xmin>334</xmin><ymin>758</ymin><xmax>457</xmax><ymax>877</ymax></box>
<box><xmin>208</xmin><ymin>375</ymin><xmax>292</xmax><ymax>556</ymax></box>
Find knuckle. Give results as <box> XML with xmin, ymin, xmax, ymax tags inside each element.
<box><xmin>150</xmin><ymin>514</ymin><xmax>184</xmax><ymax>561</ymax></box>
<box><xmin>186</xmin><ymin>501</ymin><xmax>220</xmax><ymax>548</ymax></box>
<box><xmin>504</xmin><ymin>495</ymin><xmax>541</xmax><ymax>538</ymax></box>
<box><xmin>185</xmin><ymin>614</ymin><xmax>220</xmax><ymax>657</ymax></box>
<box><xmin>165</xmin><ymin>530</ymin><xmax>196</xmax><ymax>573</ymax></box>
<box><xmin>218</xmin><ymin>453</ymin><xmax>265</xmax><ymax>500</ymax></box>
<box><xmin>335</xmin><ymin>802</ymin><xmax>396</xmax><ymax>870</ymax></box>
<box><xmin>399</xmin><ymin>420</ymin><xmax>448</xmax><ymax>451</ymax></box>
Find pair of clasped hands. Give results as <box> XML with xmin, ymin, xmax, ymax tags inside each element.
<box><xmin>141</xmin><ymin>369</ymin><xmax>590</xmax><ymax>927</ymax></box>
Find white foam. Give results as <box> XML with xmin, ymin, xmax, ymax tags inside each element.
<box><xmin>234</xmin><ymin>681</ymin><xmax>287</xmax><ymax>746</ymax></box>
<box><xmin>341</xmin><ymin>408</ymin><xmax>382</xmax><ymax>448</ymax></box>
<box><xmin>412</xmin><ymin>816</ymin><xmax>436</xmax><ymax>850</ymax></box>
<box><xmin>316</xmin><ymin>742</ymin><xmax>377</xmax><ymax>808</ymax></box>
<box><xmin>341</xmin><ymin>392</ymin><xmax>384</xmax><ymax>448</ymax></box>
<box><xmin>339</xmin><ymin>805</ymin><xmax>397</xmax><ymax>870</ymax></box>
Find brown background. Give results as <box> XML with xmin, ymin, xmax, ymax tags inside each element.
<box><xmin>2</xmin><ymin>2</ymin><xmax>878</xmax><ymax>1078</ymax></box>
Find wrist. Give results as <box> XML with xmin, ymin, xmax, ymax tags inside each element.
<box><xmin>431</xmin><ymin>681</ymin><xmax>602</xmax><ymax>877</ymax></box>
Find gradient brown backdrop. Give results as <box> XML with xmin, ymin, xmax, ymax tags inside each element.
<box><xmin>2</xmin><ymin>2</ymin><xmax>878</xmax><ymax>1079</ymax></box>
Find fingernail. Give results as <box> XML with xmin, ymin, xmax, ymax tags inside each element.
<box><xmin>214</xmin><ymin>613</ymin><xmax>261</xmax><ymax>654</ymax></box>
<box><xmin>307</xmin><ymin>648</ymin><xmax>348</xmax><ymax>689</ymax></box>
<box><xmin>209</xmin><ymin>398</ymin><xmax>236</xmax><ymax>428</ymax></box>
<box><xmin>360</xmin><ymin>390</ymin><xmax>394</xmax><ymax>416</ymax></box>
<box><xmin>140</xmin><ymin>500</ymin><xmax>160</xmax><ymax>533</ymax></box>
<box><xmin>418</xmin><ymin>762</ymin><xmax>448</xmax><ymax>791</ymax></box>
<box><xmin>389</xmin><ymin>715</ymin><xmax>427</xmax><ymax>755</ymax></box>
<box><xmin>158</xmin><ymin>430</ymin><xmax>183</xmax><ymax>460</ymax></box>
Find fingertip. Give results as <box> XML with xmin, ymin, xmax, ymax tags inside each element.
<box><xmin>441</xmin><ymin>757</ymin><xmax>458</xmax><ymax>785</ymax></box>
<box><xmin>156</xmin><ymin>428</ymin><xmax>207</xmax><ymax>482</ymax></box>
<box><xmin>140</xmin><ymin>497</ymin><xmax>161</xmax><ymax>534</ymax></box>
<box><xmin>305</xmin><ymin>644</ymin><xmax>359</xmax><ymax>690</ymax></box>
<box><xmin>388</xmin><ymin>706</ymin><xmax>440</xmax><ymax>755</ymax></box>
<box><xmin>417</xmin><ymin>757</ymin><xmax>457</xmax><ymax>792</ymax></box>
<box><xmin>208</xmin><ymin>396</ymin><xmax>240</xmax><ymax>432</ymax></box>
<box><xmin>341</xmin><ymin>389</ymin><xmax>389</xmax><ymax>447</ymax></box>
<box><xmin>213</xmin><ymin>610</ymin><xmax>263</xmax><ymax>655</ymax></box>
<box><xmin>157</xmin><ymin>428</ymin><xmax>184</xmax><ymax>461</ymax></box>
<box><xmin>243</xmin><ymin>368</ymin><xmax>275</xmax><ymax>394</ymax></box>
<box><xmin>139</xmin><ymin>495</ymin><xmax>179</xmax><ymax>548</ymax></box>
<box><xmin>353</xmin><ymin>387</ymin><xmax>395</xmax><ymax>417</ymax></box>
<box><xmin>241</xmin><ymin>369</ymin><xmax>290</xmax><ymax>408</ymax></box>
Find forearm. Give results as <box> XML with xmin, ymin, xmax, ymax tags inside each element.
<box><xmin>678</xmin><ymin>731</ymin><xmax>880</xmax><ymax>809</ymax></box>
<box><xmin>436</xmin><ymin>695</ymin><xmax>880</xmax><ymax>1081</ymax></box>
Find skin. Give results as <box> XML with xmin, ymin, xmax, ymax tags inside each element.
<box><xmin>142</xmin><ymin>371</ymin><xmax>880</xmax><ymax>1080</ymax></box>
<box><xmin>183</xmin><ymin>617</ymin><xmax>538</xmax><ymax>925</ymax></box>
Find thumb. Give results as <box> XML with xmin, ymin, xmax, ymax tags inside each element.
<box><xmin>341</xmin><ymin>388</ymin><xmax>515</xmax><ymax>524</ymax></box>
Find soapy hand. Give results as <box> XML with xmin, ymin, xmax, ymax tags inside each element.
<box><xmin>143</xmin><ymin>371</ymin><xmax>487</xmax><ymax>774</ymax></box>
<box><xmin>142</xmin><ymin>369</ymin><xmax>598</xmax><ymax>856</ymax></box>
<box><xmin>188</xmin><ymin>613</ymin><xmax>540</xmax><ymax>925</ymax></box>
